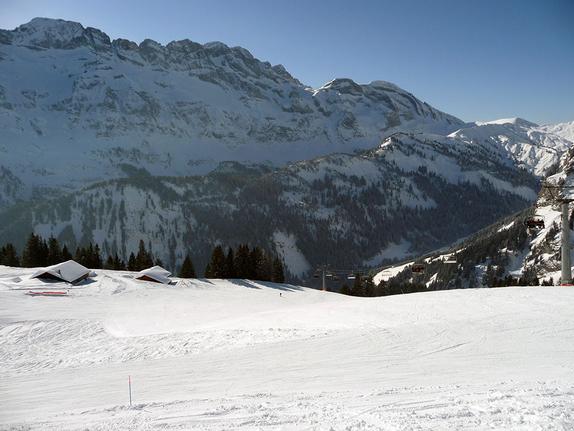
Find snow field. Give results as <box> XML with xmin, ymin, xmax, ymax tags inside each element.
<box><xmin>1</xmin><ymin>266</ymin><xmax>574</xmax><ymax>429</ymax></box>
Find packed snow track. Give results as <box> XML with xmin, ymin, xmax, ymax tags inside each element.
<box><xmin>0</xmin><ymin>267</ymin><xmax>573</xmax><ymax>430</ymax></box>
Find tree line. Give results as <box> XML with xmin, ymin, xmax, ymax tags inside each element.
<box><xmin>339</xmin><ymin>274</ymin><xmax>376</xmax><ymax>296</ymax></box>
<box><xmin>336</xmin><ymin>273</ymin><xmax>427</xmax><ymax>297</ymax></box>
<box><xmin>0</xmin><ymin>233</ymin><xmax>166</xmax><ymax>272</ymax></box>
<box><xmin>203</xmin><ymin>244</ymin><xmax>285</xmax><ymax>283</ymax></box>
<box><xmin>0</xmin><ymin>233</ymin><xmax>284</xmax><ymax>282</ymax></box>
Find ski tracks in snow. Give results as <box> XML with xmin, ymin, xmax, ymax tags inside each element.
<box><xmin>7</xmin><ymin>384</ymin><xmax>573</xmax><ymax>430</ymax></box>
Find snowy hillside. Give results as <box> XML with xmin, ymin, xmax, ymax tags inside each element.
<box><xmin>539</xmin><ymin>120</ymin><xmax>574</xmax><ymax>145</ymax></box>
<box><xmin>376</xmin><ymin>143</ymin><xmax>574</xmax><ymax>289</ymax></box>
<box><xmin>0</xmin><ymin>132</ymin><xmax>541</xmax><ymax>277</ymax></box>
<box><xmin>0</xmin><ymin>17</ymin><xmax>462</xmax><ymax>198</ymax></box>
<box><xmin>1</xmin><ymin>267</ymin><xmax>573</xmax><ymax>429</ymax></box>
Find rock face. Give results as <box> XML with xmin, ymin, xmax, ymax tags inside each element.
<box><xmin>0</xmin><ymin>18</ymin><xmax>462</xmax><ymax>198</ymax></box>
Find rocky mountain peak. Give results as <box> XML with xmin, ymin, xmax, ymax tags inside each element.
<box><xmin>12</xmin><ymin>17</ymin><xmax>87</xmax><ymax>49</ymax></box>
<box><xmin>318</xmin><ymin>78</ymin><xmax>364</xmax><ymax>94</ymax></box>
<box><xmin>5</xmin><ymin>18</ymin><xmax>296</xmax><ymax>83</ymax></box>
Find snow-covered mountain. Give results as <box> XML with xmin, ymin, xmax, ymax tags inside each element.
<box><xmin>451</xmin><ymin>117</ymin><xmax>572</xmax><ymax>176</ymax></box>
<box><xmin>0</xmin><ymin>131</ymin><xmax>541</xmax><ymax>277</ymax></box>
<box><xmin>1</xmin><ymin>17</ymin><xmax>573</xmax><ymax>278</ymax></box>
<box><xmin>376</xmin><ymin>143</ymin><xmax>574</xmax><ymax>289</ymax></box>
<box><xmin>0</xmin><ymin>17</ymin><xmax>462</xmax><ymax>199</ymax></box>
<box><xmin>539</xmin><ymin>120</ymin><xmax>574</xmax><ymax>145</ymax></box>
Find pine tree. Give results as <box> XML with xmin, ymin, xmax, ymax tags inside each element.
<box><xmin>46</xmin><ymin>237</ymin><xmax>62</xmax><ymax>265</ymax></box>
<box><xmin>104</xmin><ymin>255</ymin><xmax>114</xmax><ymax>270</ymax></box>
<box><xmin>154</xmin><ymin>257</ymin><xmax>164</xmax><ymax>268</ymax></box>
<box><xmin>363</xmin><ymin>276</ymin><xmax>375</xmax><ymax>297</ymax></box>
<box><xmin>93</xmin><ymin>244</ymin><xmax>103</xmax><ymax>269</ymax></box>
<box><xmin>0</xmin><ymin>243</ymin><xmax>20</xmax><ymax>266</ymax></box>
<box><xmin>22</xmin><ymin>233</ymin><xmax>47</xmax><ymax>267</ymax></box>
<box><xmin>112</xmin><ymin>253</ymin><xmax>125</xmax><ymax>270</ymax></box>
<box><xmin>351</xmin><ymin>274</ymin><xmax>364</xmax><ymax>296</ymax></box>
<box><xmin>271</xmin><ymin>256</ymin><xmax>285</xmax><ymax>283</ymax></box>
<box><xmin>249</xmin><ymin>246</ymin><xmax>264</xmax><ymax>280</ymax></box>
<box><xmin>204</xmin><ymin>262</ymin><xmax>211</xmax><ymax>278</ymax></box>
<box><xmin>39</xmin><ymin>238</ymin><xmax>48</xmax><ymax>266</ymax></box>
<box><xmin>483</xmin><ymin>264</ymin><xmax>496</xmax><ymax>287</ymax></box>
<box><xmin>224</xmin><ymin>247</ymin><xmax>235</xmax><ymax>278</ymax></box>
<box><xmin>104</xmin><ymin>253</ymin><xmax>125</xmax><ymax>270</ymax></box>
<box><xmin>127</xmin><ymin>252</ymin><xmax>137</xmax><ymax>271</ymax></box>
<box><xmin>135</xmin><ymin>240</ymin><xmax>153</xmax><ymax>270</ymax></box>
<box><xmin>205</xmin><ymin>245</ymin><xmax>226</xmax><ymax>278</ymax></box>
<box><xmin>234</xmin><ymin>244</ymin><xmax>251</xmax><ymax>279</ymax></box>
<box><xmin>61</xmin><ymin>245</ymin><xmax>72</xmax><ymax>261</ymax></box>
<box><xmin>340</xmin><ymin>284</ymin><xmax>351</xmax><ymax>295</ymax></box>
<box><xmin>74</xmin><ymin>246</ymin><xmax>85</xmax><ymax>266</ymax></box>
<box><xmin>260</xmin><ymin>252</ymin><xmax>273</xmax><ymax>282</ymax></box>
<box><xmin>179</xmin><ymin>254</ymin><xmax>196</xmax><ymax>278</ymax></box>
<box><xmin>75</xmin><ymin>243</ymin><xmax>102</xmax><ymax>269</ymax></box>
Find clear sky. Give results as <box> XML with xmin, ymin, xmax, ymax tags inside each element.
<box><xmin>1</xmin><ymin>0</ymin><xmax>572</xmax><ymax>124</ymax></box>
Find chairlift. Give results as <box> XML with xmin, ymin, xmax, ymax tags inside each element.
<box><xmin>524</xmin><ymin>217</ymin><xmax>545</xmax><ymax>230</ymax></box>
<box><xmin>411</xmin><ymin>264</ymin><xmax>426</xmax><ymax>274</ymax></box>
<box><xmin>347</xmin><ymin>273</ymin><xmax>356</xmax><ymax>280</ymax></box>
<box><xmin>312</xmin><ymin>272</ymin><xmax>320</xmax><ymax>279</ymax></box>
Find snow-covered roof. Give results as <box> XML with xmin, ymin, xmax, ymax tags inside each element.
<box><xmin>134</xmin><ymin>266</ymin><xmax>172</xmax><ymax>284</ymax></box>
<box><xmin>30</xmin><ymin>260</ymin><xmax>91</xmax><ymax>284</ymax></box>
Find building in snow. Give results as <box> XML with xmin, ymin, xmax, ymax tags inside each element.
<box><xmin>134</xmin><ymin>266</ymin><xmax>172</xmax><ymax>284</ymax></box>
<box><xmin>30</xmin><ymin>260</ymin><xmax>91</xmax><ymax>284</ymax></box>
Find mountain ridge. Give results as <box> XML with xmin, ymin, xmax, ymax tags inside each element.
<box><xmin>0</xmin><ymin>17</ymin><xmax>463</xmax><ymax>202</ymax></box>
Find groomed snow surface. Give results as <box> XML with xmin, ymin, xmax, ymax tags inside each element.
<box><xmin>1</xmin><ymin>267</ymin><xmax>573</xmax><ymax>430</ymax></box>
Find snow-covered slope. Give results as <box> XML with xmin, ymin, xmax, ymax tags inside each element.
<box><xmin>376</xmin><ymin>143</ymin><xmax>574</xmax><ymax>289</ymax></box>
<box><xmin>1</xmin><ymin>268</ymin><xmax>573</xmax><ymax>429</ymax></box>
<box><xmin>539</xmin><ymin>120</ymin><xmax>574</xmax><ymax>144</ymax></box>
<box><xmin>0</xmin><ymin>132</ymin><xmax>540</xmax><ymax>277</ymax></box>
<box><xmin>0</xmin><ymin>17</ymin><xmax>462</xmax><ymax>197</ymax></box>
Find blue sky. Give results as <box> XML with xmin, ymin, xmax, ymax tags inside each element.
<box><xmin>1</xmin><ymin>0</ymin><xmax>572</xmax><ymax>124</ymax></box>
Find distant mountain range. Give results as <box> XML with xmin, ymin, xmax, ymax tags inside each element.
<box><xmin>0</xmin><ymin>17</ymin><xmax>461</xmax><ymax>200</ymax></box>
<box><xmin>0</xmin><ymin>18</ymin><xmax>572</xmax><ymax>278</ymax></box>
